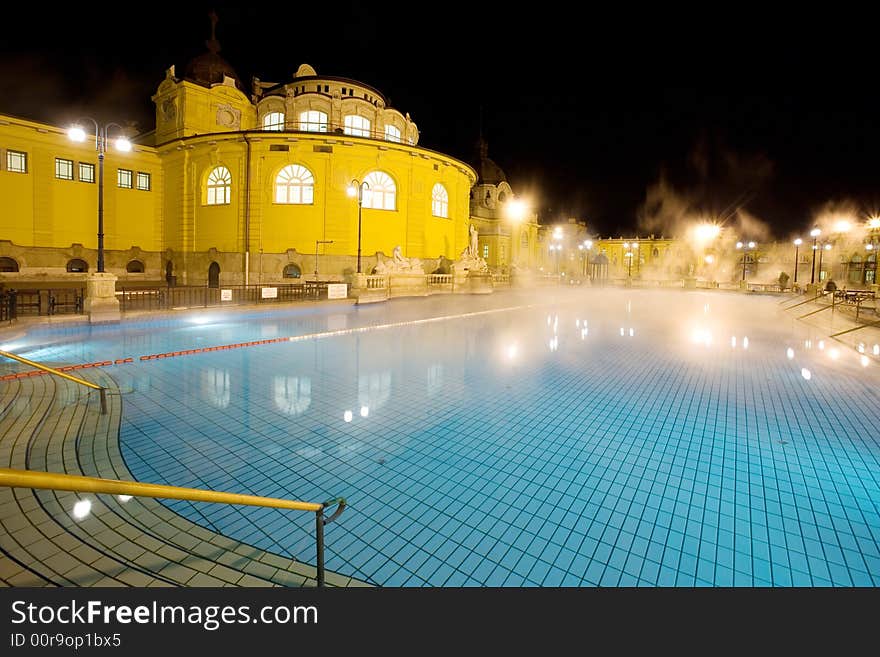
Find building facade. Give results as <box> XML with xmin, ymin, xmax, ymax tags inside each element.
<box><xmin>0</xmin><ymin>33</ymin><xmax>476</xmax><ymax>288</ymax></box>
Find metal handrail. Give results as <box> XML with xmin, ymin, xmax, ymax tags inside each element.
<box><xmin>0</xmin><ymin>468</ymin><xmax>346</xmax><ymax>587</ymax></box>
<box><xmin>0</xmin><ymin>349</ymin><xmax>107</xmax><ymax>414</ymax></box>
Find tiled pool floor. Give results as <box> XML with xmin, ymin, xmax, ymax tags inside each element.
<box><xmin>5</xmin><ymin>289</ymin><xmax>880</xmax><ymax>586</ymax></box>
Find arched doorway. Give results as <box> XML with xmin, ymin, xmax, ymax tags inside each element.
<box><xmin>165</xmin><ymin>261</ymin><xmax>175</xmax><ymax>286</ymax></box>
<box><xmin>66</xmin><ymin>259</ymin><xmax>88</xmax><ymax>272</ymax></box>
<box><xmin>0</xmin><ymin>257</ymin><xmax>19</xmax><ymax>272</ymax></box>
<box><xmin>208</xmin><ymin>262</ymin><xmax>220</xmax><ymax>288</ymax></box>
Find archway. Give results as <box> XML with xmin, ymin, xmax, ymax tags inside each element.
<box><xmin>208</xmin><ymin>262</ymin><xmax>220</xmax><ymax>288</ymax></box>
<box><xmin>0</xmin><ymin>257</ymin><xmax>19</xmax><ymax>272</ymax></box>
<box><xmin>165</xmin><ymin>261</ymin><xmax>175</xmax><ymax>286</ymax></box>
<box><xmin>66</xmin><ymin>259</ymin><xmax>88</xmax><ymax>273</ymax></box>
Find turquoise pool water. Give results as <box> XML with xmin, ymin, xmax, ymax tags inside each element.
<box><xmin>4</xmin><ymin>289</ymin><xmax>880</xmax><ymax>586</ymax></box>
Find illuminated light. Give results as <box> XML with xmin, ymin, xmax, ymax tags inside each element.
<box><xmin>804</xmin><ymin>340</ymin><xmax>811</xmax><ymax>349</ymax></box>
<box><xmin>874</xmin><ymin>344</ymin><xmax>880</xmax><ymax>356</ymax></box>
<box><xmin>786</xmin><ymin>348</ymin><xmax>794</xmax><ymax>360</ymax></box>
<box><xmin>506</xmin><ymin>344</ymin><xmax>518</xmax><ymax>360</ymax></box>
<box><xmin>553</xmin><ymin>227</ymin><xmax>563</xmax><ymax>239</ymax></box>
<box><xmin>576</xmin><ymin>319</ymin><xmax>580</xmax><ymax>327</ymax></box>
<box><xmin>68</xmin><ymin>126</ymin><xmax>86</xmax><ymax>142</ymax></box>
<box><xmin>360</xmin><ymin>406</ymin><xmax>369</xmax><ymax>418</ymax></box>
<box><xmin>695</xmin><ymin>223</ymin><xmax>721</xmax><ymax>241</ymax></box>
<box><xmin>704</xmin><ymin>255</ymin><xmax>714</xmax><ymax>264</ymax></box>
<box><xmin>861</xmin><ymin>355</ymin><xmax>870</xmax><ymax>367</ymax></box>
<box><xmin>743</xmin><ymin>337</ymin><xmax>749</xmax><ymax>350</ymax></box>
<box><xmin>801</xmin><ymin>368</ymin><xmax>812</xmax><ymax>380</ymax></box>
<box><xmin>810</xmin><ymin>228</ymin><xmax>821</xmax><ymax>237</ymax></box>
<box><xmin>506</xmin><ymin>199</ymin><xmax>527</xmax><ymax>221</ymax></box>
<box><xmin>620</xmin><ymin>327</ymin><xmax>625</xmax><ymax>336</ymax></box>
<box><xmin>824</xmin><ymin>244</ymin><xmax>831</xmax><ymax>251</ymax></box>
<box><xmin>869</xmin><ymin>218</ymin><xmax>880</xmax><ymax>229</ymax></box>
<box><xmin>72</xmin><ymin>499</ymin><xmax>92</xmax><ymax>520</ymax></box>
<box><xmin>748</xmin><ymin>241</ymin><xmax>756</xmax><ymax>249</ymax></box>
<box><xmin>346</xmin><ymin>184</ymin><xmax>357</xmax><ymax>198</ymax></box>
<box><xmin>829</xmin><ymin>348</ymin><xmax>839</xmax><ymax>360</ymax></box>
<box><xmin>857</xmin><ymin>343</ymin><xmax>865</xmax><ymax>353</ymax></box>
<box><xmin>867</xmin><ymin>244</ymin><xmax>875</xmax><ymax>251</ymax></box>
<box><xmin>189</xmin><ymin>316</ymin><xmax>214</xmax><ymax>325</ymax></box>
<box><xmin>115</xmin><ymin>137</ymin><xmax>132</xmax><ymax>152</ymax></box>
<box><xmin>793</xmin><ymin>238</ymin><xmax>802</xmax><ymax>246</ymax></box>
<box><xmin>343</xmin><ymin>410</ymin><xmax>353</xmax><ymax>423</ymax></box>
<box><xmin>731</xmin><ymin>336</ymin><xmax>737</xmax><ymax>348</ymax></box>
<box><xmin>736</xmin><ymin>241</ymin><xmax>743</xmax><ymax>249</ymax></box>
<box><xmin>547</xmin><ymin>315</ymin><xmax>551</xmax><ymax>325</ymax></box>
<box><xmin>118</xmin><ymin>495</ymin><xmax>132</xmax><ymax>502</ymax></box>
<box><xmin>629</xmin><ymin>328</ymin><xmax>634</xmax><ymax>337</ymax></box>
<box><xmin>833</xmin><ymin>220</ymin><xmax>851</xmax><ymax>233</ymax></box>
<box><xmin>818</xmin><ymin>340</ymin><xmax>825</xmax><ymax>350</ymax></box>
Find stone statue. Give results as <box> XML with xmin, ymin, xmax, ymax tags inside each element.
<box><xmin>469</xmin><ymin>224</ymin><xmax>479</xmax><ymax>257</ymax></box>
<box><xmin>455</xmin><ymin>225</ymin><xmax>489</xmax><ymax>273</ymax></box>
<box><xmin>373</xmin><ymin>245</ymin><xmax>424</xmax><ymax>274</ymax></box>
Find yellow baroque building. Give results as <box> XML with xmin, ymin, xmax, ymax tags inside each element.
<box><xmin>0</xmin><ymin>35</ymin><xmax>476</xmax><ymax>287</ymax></box>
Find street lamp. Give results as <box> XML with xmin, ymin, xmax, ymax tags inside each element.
<box><xmin>735</xmin><ymin>241</ymin><xmax>756</xmax><ymax>281</ymax></box>
<box><xmin>68</xmin><ymin>119</ymin><xmax>132</xmax><ymax>273</ymax></box>
<box><xmin>793</xmin><ymin>238</ymin><xmax>802</xmax><ymax>283</ymax></box>
<box><xmin>809</xmin><ymin>228</ymin><xmax>821</xmax><ymax>284</ymax></box>
<box><xmin>817</xmin><ymin>243</ymin><xmax>831</xmax><ymax>283</ymax></box>
<box><xmin>623</xmin><ymin>242</ymin><xmax>633</xmax><ymax>278</ymax></box>
<box><xmin>346</xmin><ymin>179</ymin><xmax>370</xmax><ymax>273</ymax></box>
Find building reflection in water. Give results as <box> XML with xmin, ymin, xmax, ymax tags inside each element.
<box><xmin>273</xmin><ymin>375</ymin><xmax>311</xmax><ymax>416</ymax></box>
<box><xmin>201</xmin><ymin>368</ymin><xmax>230</xmax><ymax>408</ymax></box>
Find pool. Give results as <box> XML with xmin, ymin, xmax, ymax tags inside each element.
<box><xmin>4</xmin><ymin>289</ymin><xmax>880</xmax><ymax>586</ymax></box>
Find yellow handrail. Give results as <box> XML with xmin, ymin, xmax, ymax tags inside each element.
<box><xmin>0</xmin><ymin>349</ymin><xmax>107</xmax><ymax>414</ymax></box>
<box><xmin>0</xmin><ymin>468</ymin><xmax>322</xmax><ymax>512</ymax></box>
<box><xmin>0</xmin><ymin>468</ymin><xmax>346</xmax><ymax>586</ymax></box>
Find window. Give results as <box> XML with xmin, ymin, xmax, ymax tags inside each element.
<box><xmin>79</xmin><ymin>162</ymin><xmax>95</xmax><ymax>183</ymax></box>
<box><xmin>118</xmin><ymin>168</ymin><xmax>133</xmax><ymax>188</ymax></box>
<box><xmin>6</xmin><ymin>150</ymin><xmax>27</xmax><ymax>173</ymax></box>
<box><xmin>262</xmin><ymin>112</ymin><xmax>285</xmax><ymax>131</ymax></box>
<box><xmin>0</xmin><ymin>257</ymin><xmax>19</xmax><ymax>272</ymax></box>
<box><xmin>299</xmin><ymin>110</ymin><xmax>328</xmax><ymax>132</ymax></box>
<box><xmin>66</xmin><ymin>259</ymin><xmax>88</xmax><ymax>273</ymax></box>
<box><xmin>344</xmin><ymin>115</ymin><xmax>371</xmax><ymax>138</ymax></box>
<box><xmin>431</xmin><ymin>183</ymin><xmax>448</xmax><ymax>218</ymax></box>
<box><xmin>498</xmin><ymin>191</ymin><xmax>507</xmax><ymax>202</ymax></box>
<box><xmin>136</xmin><ymin>172</ymin><xmax>151</xmax><ymax>191</ymax></box>
<box><xmin>521</xmin><ymin>232</ymin><xmax>529</xmax><ymax>248</ymax></box>
<box><xmin>362</xmin><ymin>171</ymin><xmax>396</xmax><ymax>210</ymax></box>
<box><xmin>274</xmin><ymin>164</ymin><xmax>315</xmax><ymax>204</ymax></box>
<box><xmin>206</xmin><ymin>166</ymin><xmax>231</xmax><ymax>205</ymax></box>
<box><xmin>483</xmin><ymin>245</ymin><xmax>489</xmax><ymax>259</ymax></box>
<box><xmin>55</xmin><ymin>158</ymin><xmax>74</xmax><ymax>180</ymax></box>
<box><xmin>126</xmin><ymin>260</ymin><xmax>145</xmax><ymax>273</ymax></box>
<box><xmin>384</xmin><ymin>125</ymin><xmax>401</xmax><ymax>143</ymax></box>
<box><xmin>283</xmin><ymin>263</ymin><xmax>302</xmax><ymax>278</ymax></box>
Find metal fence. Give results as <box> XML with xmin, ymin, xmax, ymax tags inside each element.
<box><xmin>117</xmin><ymin>283</ymin><xmax>329</xmax><ymax>313</ymax></box>
<box><xmin>0</xmin><ymin>288</ymin><xmax>85</xmax><ymax>318</ymax></box>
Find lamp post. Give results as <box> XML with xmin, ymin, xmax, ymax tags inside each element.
<box><xmin>792</xmin><ymin>238</ymin><xmax>802</xmax><ymax>283</ymax></box>
<box><xmin>68</xmin><ymin>120</ymin><xmax>132</xmax><ymax>273</ymax></box>
<box><xmin>735</xmin><ymin>241</ymin><xmax>756</xmax><ymax>281</ymax></box>
<box><xmin>623</xmin><ymin>242</ymin><xmax>633</xmax><ymax>278</ymax></box>
<box><xmin>809</xmin><ymin>228</ymin><xmax>821</xmax><ymax>284</ymax></box>
<box><xmin>347</xmin><ymin>179</ymin><xmax>370</xmax><ymax>274</ymax></box>
<box><xmin>817</xmin><ymin>243</ymin><xmax>831</xmax><ymax>283</ymax></box>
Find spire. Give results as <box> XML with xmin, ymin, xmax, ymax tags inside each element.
<box><xmin>206</xmin><ymin>9</ymin><xmax>221</xmax><ymax>54</ymax></box>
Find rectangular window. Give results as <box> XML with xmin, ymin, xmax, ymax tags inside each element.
<box><xmin>324</xmin><ymin>85</ymin><xmax>329</xmax><ymax>92</ymax></box>
<box><xmin>118</xmin><ymin>168</ymin><xmax>132</xmax><ymax>188</ymax></box>
<box><xmin>6</xmin><ymin>150</ymin><xmax>27</xmax><ymax>173</ymax></box>
<box><xmin>79</xmin><ymin>162</ymin><xmax>95</xmax><ymax>183</ymax></box>
<box><xmin>55</xmin><ymin>157</ymin><xmax>74</xmax><ymax>180</ymax></box>
<box><xmin>136</xmin><ymin>171</ymin><xmax>151</xmax><ymax>191</ymax></box>
<box><xmin>483</xmin><ymin>245</ymin><xmax>489</xmax><ymax>259</ymax></box>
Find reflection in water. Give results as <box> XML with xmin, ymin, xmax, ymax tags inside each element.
<box><xmin>427</xmin><ymin>363</ymin><xmax>444</xmax><ymax>397</ymax></box>
<box><xmin>201</xmin><ymin>368</ymin><xmax>230</xmax><ymax>408</ymax></box>
<box><xmin>273</xmin><ymin>376</ymin><xmax>311</xmax><ymax>416</ymax></box>
<box><xmin>359</xmin><ymin>371</ymin><xmax>391</xmax><ymax>411</ymax></box>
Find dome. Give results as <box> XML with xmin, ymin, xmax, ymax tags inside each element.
<box><xmin>472</xmin><ymin>138</ymin><xmax>506</xmax><ymax>185</ymax></box>
<box><xmin>184</xmin><ymin>51</ymin><xmax>241</xmax><ymax>88</ymax></box>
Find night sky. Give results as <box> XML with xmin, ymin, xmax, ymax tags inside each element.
<box><xmin>2</xmin><ymin>4</ymin><xmax>877</xmax><ymax>239</ymax></box>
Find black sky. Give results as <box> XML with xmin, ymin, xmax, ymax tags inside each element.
<box><xmin>2</xmin><ymin>4</ymin><xmax>878</xmax><ymax>238</ymax></box>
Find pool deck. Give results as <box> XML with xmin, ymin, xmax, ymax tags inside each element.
<box><xmin>0</xmin><ymin>367</ymin><xmax>370</xmax><ymax>587</ymax></box>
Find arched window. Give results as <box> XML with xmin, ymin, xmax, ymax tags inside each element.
<box><xmin>283</xmin><ymin>263</ymin><xmax>302</xmax><ymax>278</ymax></box>
<box><xmin>498</xmin><ymin>191</ymin><xmax>507</xmax><ymax>203</ymax></box>
<box><xmin>431</xmin><ymin>183</ymin><xmax>448</xmax><ymax>218</ymax></box>
<box><xmin>208</xmin><ymin>262</ymin><xmax>220</xmax><ymax>288</ymax></box>
<box><xmin>274</xmin><ymin>164</ymin><xmax>315</xmax><ymax>204</ymax></box>
<box><xmin>652</xmin><ymin>247</ymin><xmax>660</xmax><ymax>258</ymax></box>
<box><xmin>344</xmin><ymin>115</ymin><xmax>371</xmax><ymax>138</ymax></box>
<box><xmin>126</xmin><ymin>260</ymin><xmax>145</xmax><ymax>273</ymax></box>
<box><xmin>362</xmin><ymin>171</ymin><xmax>396</xmax><ymax>210</ymax></box>
<box><xmin>66</xmin><ymin>259</ymin><xmax>88</xmax><ymax>272</ymax></box>
<box><xmin>299</xmin><ymin>110</ymin><xmax>327</xmax><ymax>132</ymax></box>
<box><xmin>262</xmin><ymin>112</ymin><xmax>285</xmax><ymax>131</ymax></box>
<box><xmin>384</xmin><ymin>125</ymin><xmax>401</xmax><ymax>143</ymax></box>
<box><xmin>206</xmin><ymin>166</ymin><xmax>231</xmax><ymax>205</ymax></box>
<box><xmin>0</xmin><ymin>257</ymin><xmax>19</xmax><ymax>272</ymax></box>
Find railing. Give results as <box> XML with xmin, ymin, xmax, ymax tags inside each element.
<box><xmin>427</xmin><ymin>274</ymin><xmax>452</xmax><ymax>286</ymax></box>
<box><xmin>363</xmin><ymin>275</ymin><xmax>387</xmax><ymax>290</ymax></box>
<box><xmin>263</xmin><ymin>123</ymin><xmax>416</xmax><ymax>147</ymax></box>
<box><xmin>0</xmin><ymin>291</ymin><xmax>15</xmax><ymax>321</ymax></box>
<box><xmin>0</xmin><ymin>349</ymin><xmax>107</xmax><ymax>414</ymax></box>
<box><xmin>0</xmin><ymin>468</ymin><xmax>346</xmax><ymax>587</ymax></box>
<box><xmin>118</xmin><ymin>283</ymin><xmax>328</xmax><ymax>313</ymax></box>
<box><xmin>491</xmin><ymin>273</ymin><xmax>510</xmax><ymax>286</ymax></box>
<box><xmin>0</xmin><ymin>288</ymin><xmax>85</xmax><ymax>317</ymax></box>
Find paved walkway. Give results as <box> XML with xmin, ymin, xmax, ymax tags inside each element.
<box><xmin>0</xmin><ymin>367</ymin><xmax>369</xmax><ymax>587</ymax></box>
